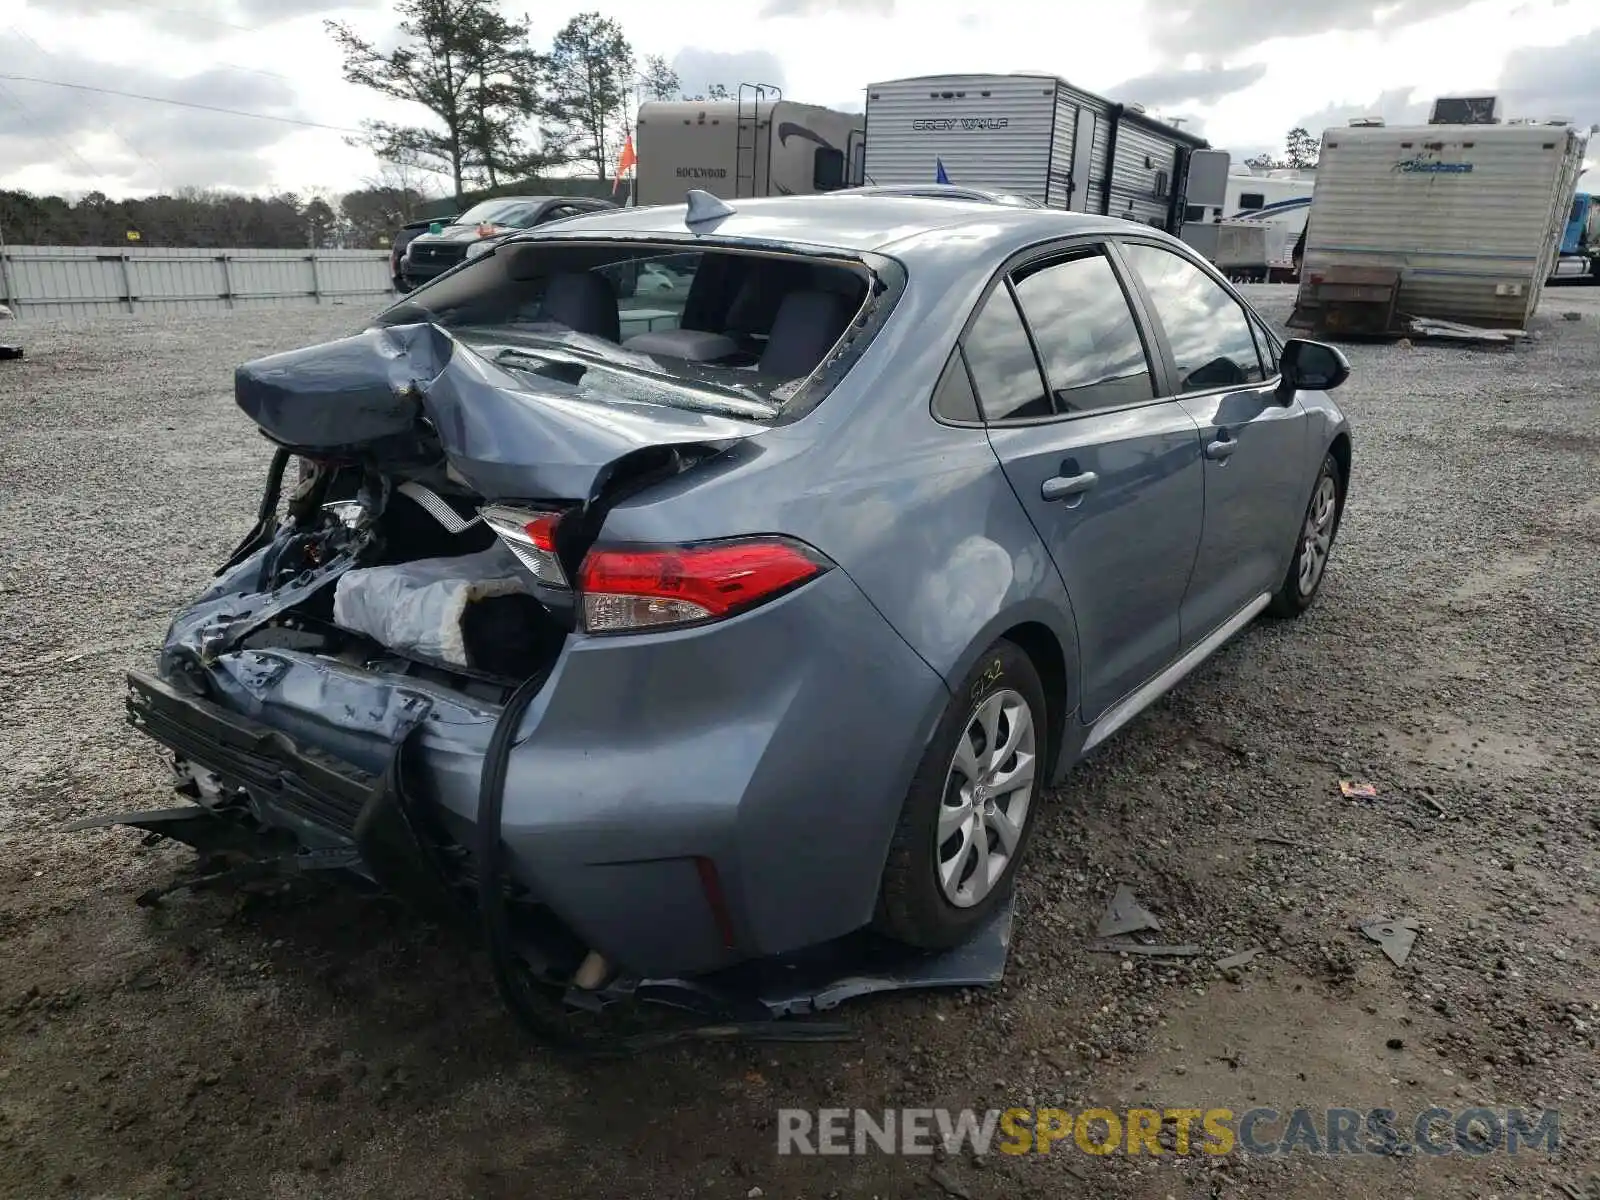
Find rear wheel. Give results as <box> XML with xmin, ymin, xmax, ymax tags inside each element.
<box><xmin>1267</xmin><ymin>451</ymin><xmax>1343</xmax><ymax>617</ymax></box>
<box><xmin>875</xmin><ymin>640</ymin><xmax>1046</xmax><ymax>948</ymax></box>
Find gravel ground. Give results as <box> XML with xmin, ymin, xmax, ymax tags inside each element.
<box><xmin>1</xmin><ymin>288</ymin><xmax>1598</xmax><ymax>1200</ymax></box>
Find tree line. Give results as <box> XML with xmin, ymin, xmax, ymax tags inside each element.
<box><xmin>331</xmin><ymin>0</ymin><xmax>731</xmax><ymax>203</ymax></box>
<box><xmin>0</xmin><ymin>0</ymin><xmax>743</xmax><ymax>248</ymax></box>
<box><xmin>1243</xmin><ymin>127</ymin><xmax>1320</xmax><ymax>171</ymax></box>
<box><xmin>0</xmin><ymin>183</ymin><xmax>433</xmax><ymax>250</ymax></box>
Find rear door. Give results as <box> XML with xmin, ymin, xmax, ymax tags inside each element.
<box><xmin>1115</xmin><ymin>240</ymin><xmax>1308</xmax><ymax>646</ymax></box>
<box><xmin>970</xmin><ymin>244</ymin><xmax>1205</xmax><ymax>722</ymax></box>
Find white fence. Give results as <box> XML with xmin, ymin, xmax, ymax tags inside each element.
<box><xmin>0</xmin><ymin>245</ymin><xmax>395</xmax><ymax>320</ymax></box>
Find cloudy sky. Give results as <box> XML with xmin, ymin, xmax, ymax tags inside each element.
<box><xmin>1</xmin><ymin>0</ymin><xmax>1596</xmax><ymax>199</ymax></box>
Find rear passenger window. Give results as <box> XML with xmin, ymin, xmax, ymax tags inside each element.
<box><xmin>1011</xmin><ymin>253</ymin><xmax>1154</xmax><ymax>413</ymax></box>
<box><xmin>961</xmin><ymin>286</ymin><xmax>1050</xmax><ymax>422</ymax></box>
<box><xmin>1120</xmin><ymin>243</ymin><xmax>1264</xmax><ymax>393</ymax></box>
<box><xmin>931</xmin><ymin>349</ymin><xmax>981</xmax><ymax>423</ymax></box>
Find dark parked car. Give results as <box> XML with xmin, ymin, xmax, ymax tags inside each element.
<box><xmin>389</xmin><ymin>216</ymin><xmax>455</xmax><ymax>293</ymax></box>
<box><xmin>400</xmin><ymin>195</ymin><xmax>616</xmax><ymax>290</ymax></box>
<box><xmin>105</xmin><ymin>194</ymin><xmax>1352</xmax><ymax>1023</ymax></box>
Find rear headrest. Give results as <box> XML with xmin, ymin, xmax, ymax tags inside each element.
<box><xmin>725</xmin><ymin>259</ymin><xmax>810</xmax><ymax>335</ymax></box>
<box><xmin>759</xmin><ymin>290</ymin><xmax>854</xmax><ymax>381</ymax></box>
<box><xmin>538</xmin><ymin>272</ymin><xmax>620</xmax><ymax>343</ymax></box>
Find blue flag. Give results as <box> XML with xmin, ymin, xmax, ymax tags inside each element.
<box><xmin>935</xmin><ymin>157</ymin><xmax>951</xmax><ymax>184</ymax></box>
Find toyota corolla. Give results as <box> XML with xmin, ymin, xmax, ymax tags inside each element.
<box><xmin>109</xmin><ymin>193</ymin><xmax>1352</xmax><ymax>1019</ymax></box>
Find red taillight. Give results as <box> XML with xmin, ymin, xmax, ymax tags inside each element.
<box><xmin>480</xmin><ymin>504</ymin><xmax>569</xmax><ymax>587</ymax></box>
<box><xmin>524</xmin><ymin>512</ymin><xmax>559</xmax><ymax>552</ymax></box>
<box><xmin>578</xmin><ymin>537</ymin><xmax>828</xmax><ymax>633</ymax></box>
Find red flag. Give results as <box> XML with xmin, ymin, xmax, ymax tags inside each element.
<box><xmin>613</xmin><ymin>134</ymin><xmax>637</xmax><ymax>194</ymax></box>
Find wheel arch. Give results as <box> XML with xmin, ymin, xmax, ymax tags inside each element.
<box><xmin>1327</xmin><ymin>431</ymin><xmax>1352</xmax><ymax>494</ymax></box>
<box><xmin>997</xmin><ymin>621</ymin><xmax>1071</xmax><ymax>782</ymax></box>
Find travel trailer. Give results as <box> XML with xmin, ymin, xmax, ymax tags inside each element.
<box><xmin>634</xmin><ymin>86</ymin><xmax>863</xmax><ymax>207</ymax></box>
<box><xmin>1186</xmin><ymin>168</ymin><xmax>1316</xmax><ymax>279</ymax></box>
<box><xmin>1292</xmin><ymin>97</ymin><xmax>1588</xmax><ymax>331</ymax></box>
<box><xmin>858</xmin><ymin>74</ymin><xmax>1226</xmax><ymax>232</ymax></box>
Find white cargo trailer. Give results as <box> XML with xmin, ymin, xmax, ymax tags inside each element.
<box><xmin>635</xmin><ymin>87</ymin><xmax>863</xmax><ymax>207</ymax></box>
<box><xmin>1191</xmin><ymin>169</ymin><xmax>1316</xmax><ymax>277</ymax></box>
<box><xmin>859</xmin><ymin>73</ymin><xmax>1222</xmax><ymax>232</ymax></box>
<box><xmin>1293</xmin><ymin>105</ymin><xmax>1589</xmax><ymax>331</ymax></box>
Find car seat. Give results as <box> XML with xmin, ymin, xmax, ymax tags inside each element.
<box><xmin>759</xmin><ymin>290</ymin><xmax>855</xmax><ymax>380</ymax></box>
<box><xmin>537</xmin><ymin>272</ymin><xmax>621</xmax><ymax>342</ymax></box>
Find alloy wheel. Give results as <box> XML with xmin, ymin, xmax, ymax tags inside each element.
<box><xmin>1297</xmin><ymin>472</ymin><xmax>1339</xmax><ymax>597</ymax></box>
<box><xmin>935</xmin><ymin>688</ymin><xmax>1037</xmax><ymax>908</ymax></box>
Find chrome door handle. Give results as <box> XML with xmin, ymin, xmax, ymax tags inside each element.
<box><xmin>1041</xmin><ymin>471</ymin><xmax>1099</xmax><ymax>501</ymax></box>
<box><xmin>1204</xmin><ymin>434</ymin><xmax>1237</xmax><ymax>461</ymax></box>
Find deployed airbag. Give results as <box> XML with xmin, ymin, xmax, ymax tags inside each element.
<box><xmin>332</xmin><ymin>545</ymin><xmax>537</xmax><ymax>670</ymax></box>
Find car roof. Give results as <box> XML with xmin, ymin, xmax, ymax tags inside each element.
<box><xmin>521</xmin><ymin>194</ymin><xmax>1145</xmax><ymax>260</ymax></box>
<box><xmin>835</xmin><ymin>184</ymin><xmax>1031</xmax><ymax>203</ymax></box>
<box><xmin>463</xmin><ymin>195</ymin><xmax>609</xmax><ymax>207</ymax></box>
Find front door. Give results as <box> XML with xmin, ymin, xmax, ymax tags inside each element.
<box><xmin>1116</xmin><ymin>241</ymin><xmax>1309</xmax><ymax>644</ymax></box>
<box><xmin>963</xmin><ymin>246</ymin><xmax>1204</xmax><ymax>721</ymax></box>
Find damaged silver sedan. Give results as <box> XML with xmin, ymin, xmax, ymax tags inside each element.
<box><xmin>97</xmin><ymin>193</ymin><xmax>1352</xmax><ymax>1038</ymax></box>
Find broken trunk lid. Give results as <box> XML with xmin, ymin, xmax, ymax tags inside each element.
<box><xmin>235</xmin><ymin>321</ymin><xmax>769</xmax><ymax>506</ymax></box>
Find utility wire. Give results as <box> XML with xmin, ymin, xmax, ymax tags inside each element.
<box><xmin>0</xmin><ymin>73</ymin><xmax>362</xmax><ymax>133</ymax></box>
<box><xmin>6</xmin><ymin>28</ymin><xmax>168</xmax><ymax>188</ymax></box>
<box><xmin>0</xmin><ymin>78</ymin><xmax>104</xmax><ymax>179</ymax></box>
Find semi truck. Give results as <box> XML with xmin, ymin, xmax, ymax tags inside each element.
<box><xmin>1551</xmin><ymin>191</ymin><xmax>1598</xmax><ymax>281</ymax></box>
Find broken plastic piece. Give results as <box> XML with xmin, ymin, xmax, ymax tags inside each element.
<box><xmin>1418</xmin><ymin>794</ymin><xmax>1449</xmax><ymax>818</ymax></box>
<box><xmin>1097</xmin><ymin>885</ymin><xmax>1161</xmax><ymax>937</ymax></box>
<box><xmin>632</xmin><ymin>887</ymin><xmax>1016</xmax><ymax>1018</ymax></box>
<box><xmin>1360</xmin><ymin>919</ymin><xmax>1420</xmax><ymax>967</ymax></box>
<box><xmin>1088</xmin><ymin>941</ymin><xmax>1202</xmax><ymax>957</ymax></box>
<box><xmin>1215</xmin><ymin>949</ymin><xmax>1262</xmax><ymax>971</ymax></box>
<box><xmin>1340</xmin><ymin>780</ymin><xmax>1379</xmax><ymax>799</ymax></box>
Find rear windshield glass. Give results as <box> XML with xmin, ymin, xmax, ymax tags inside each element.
<box><xmin>378</xmin><ymin>239</ymin><xmax>879</xmax><ymax>418</ymax></box>
<box><xmin>455</xmin><ymin>199</ymin><xmax>544</xmax><ymax>227</ymax></box>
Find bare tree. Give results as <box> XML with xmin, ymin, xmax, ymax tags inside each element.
<box><xmin>639</xmin><ymin>54</ymin><xmax>680</xmax><ymax>101</ymax></box>
<box><xmin>327</xmin><ymin>0</ymin><xmax>540</xmax><ymax>203</ymax></box>
<box><xmin>1248</xmin><ymin>127</ymin><xmax>1321</xmax><ymax>172</ymax></box>
<box><xmin>366</xmin><ymin>160</ymin><xmax>441</xmax><ymax>206</ymax></box>
<box><xmin>342</xmin><ymin>185</ymin><xmax>428</xmax><ymax>247</ymax></box>
<box><xmin>542</xmin><ymin>12</ymin><xmax>635</xmax><ymax>180</ymax></box>
<box><xmin>1284</xmin><ymin>127</ymin><xmax>1320</xmax><ymax>169</ymax></box>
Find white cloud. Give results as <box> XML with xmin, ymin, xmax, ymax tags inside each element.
<box><xmin>1</xmin><ymin>0</ymin><xmax>1597</xmax><ymax>198</ymax></box>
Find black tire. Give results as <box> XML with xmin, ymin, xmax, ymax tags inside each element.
<box><xmin>1267</xmin><ymin>450</ymin><xmax>1344</xmax><ymax>618</ymax></box>
<box><xmin>875</xmin><ymin>639</ymin><xmax>1047</xmax><ymax>948</ymax></box>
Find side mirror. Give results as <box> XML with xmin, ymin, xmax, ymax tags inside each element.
<box><xmin>1279</xmin><ymin>338</ymin><xmax>1350</xmax><ymax>394</ymax></box>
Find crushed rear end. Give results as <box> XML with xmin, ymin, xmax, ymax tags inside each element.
<box><xmin>102</xmin><ymin>233</ymin><xmax>943</xmax><ymax>1012</ymax></box>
